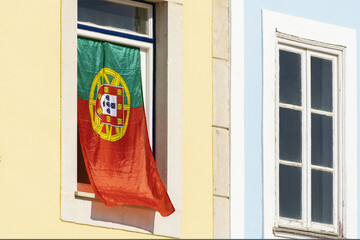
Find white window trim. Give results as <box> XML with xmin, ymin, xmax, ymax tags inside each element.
<box><xmin>262</xmin><ymin>9</ymin><xmax>357</xmax><ymax>238</ymax></box>
<box><xmin>61</xmin><ymin>0</ymin><xmax>182</xmax><ymax>238</ymax></box>
<box><xmin>230</xmin><ymin>0</ymin><xmax>245</xmax><ymax>238</ymax></box>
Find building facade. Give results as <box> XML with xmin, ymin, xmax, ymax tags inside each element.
<box><xmin>1</xmin><ymin>0</ymin><xmax>360</xmax><ymax>239</ymax></box>
<box><xmin>0</xmin><ymin>0</ymin><xmax>218</xmax><ymax>238</ymax></box>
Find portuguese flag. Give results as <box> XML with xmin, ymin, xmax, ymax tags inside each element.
<box><xmin>77</xmin><ymin>37</ymin><xmax>175</xmax><ymax>217</ymax></box>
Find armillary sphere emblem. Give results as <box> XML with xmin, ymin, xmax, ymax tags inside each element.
<box><xmin>89</xmin><ymin>68</ymin><xmax>131</xmax><ymax>142</ymax></box>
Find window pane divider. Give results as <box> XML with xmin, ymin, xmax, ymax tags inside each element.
<box><xmin>311</xmin><ymin>108</ymin><xmax>333</xmax><ymax>117</ymax></box>
<box><xmin>278</xmin><ymin>159</ymin><xmax>302</xmax><ymax>168</ymax></box>
<box><xmin>311</xmin><ymin>165</ymin><xmax>334</xmax><ymax>173</ymax></box>
<box><xmin>278</xmin><ymin>102</ymin><xmax>302</xmax><ymax>111</ymax></box>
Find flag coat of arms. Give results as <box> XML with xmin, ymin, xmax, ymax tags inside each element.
<box><xmin>95</xmin><ymin>84</ymin><xmax>125</xmax><ymax>127</ymax></box>
<box><xmin>77</xmin><ymin>37</ymin><xmax>175</xmax><ymax>217</ymax></box>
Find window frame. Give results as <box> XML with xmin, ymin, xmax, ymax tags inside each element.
<box><xmin>76</xmin><ymin>0</ymin><xmax>154</xmax><ymax>194</ymax></box>
<box><xmin>75</xmin><ymin>28</ymin><xmax>154</xmax><ymax>192</ymax></box>
<box><xmin>262</xmin><ymin>9</ymin><xmax>357</xmax><ymax>238</ymax></box>
<box><xmin>275</xmin><ymin>39</ymin><xmax>342</xmax><ymax>235</ymax></box>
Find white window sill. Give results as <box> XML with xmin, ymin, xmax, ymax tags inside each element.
<box><xmin>273</xmin><ymin>226</ymin><xmax>342</xmax><ymax>239</ymax></box>
<box><xmin>74</xmin><ymin>191</ymin><xmax>98</xmax><ymax>200</ymax></box>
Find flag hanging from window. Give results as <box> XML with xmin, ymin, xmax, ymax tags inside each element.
<box><xmin>77</xmin><ymin>37</ymin><xmax>175</xmax><ymax>217</ymax></box>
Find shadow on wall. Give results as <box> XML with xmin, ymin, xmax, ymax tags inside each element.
<box><xmin>91</xmin><ymin>202</ymin><xmax>156</xmax><ymax>233</ymax></box>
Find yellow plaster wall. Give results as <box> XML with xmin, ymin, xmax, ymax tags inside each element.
<box><xmin>0</xmin><ymin>0</ymin><xmax>62</xmax><ymax>237</ymax></box>
<box><xmin>0</xmin><ymin>0</ymin><xmax>213</xmax><ymax>238</ymax></box>
<box><xmin>182</xmin><ymin>0</ymin><xmax>214</xmax><ymax>238</ymax></box>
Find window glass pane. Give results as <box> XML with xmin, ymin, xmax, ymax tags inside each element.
<box><xmin>311</xmin><ymin>113</ymin><xmax>333</xmax><ymax>168</ymax></box>
<box><xmin>311</xmin><ymin>57</ymin><xmax>332</xmax><ymax>112</ymax></box>
<box><xmin>311</xmin><ymin>170</ymin><xmax>333</xmax><ymax>224</ymax></box>
<box><xmin>280</xmin><ymin>108</ymin><xmax>302</xmax><ymax>163</ymax></box>
<box><xmin>279</xmin><ymin>50</ymin><xmax>302</xmax><ymax>106</ymax></box>
<box><xmin>78</xmin><ymin>0</ymin><xmax>149</xmax><ymax>35</ymax></box>
<box><xmin>280</xmin><ymin>164</ymin><xmax>302</xmax><ymax>219</ymax></box>
<box><xmin>77</xmin><ymin>126</ymin><xmax>90</xmax><ymax>184</ymax></box>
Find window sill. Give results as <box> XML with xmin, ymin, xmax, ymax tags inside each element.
<box><xmin>74</xmin><ymin>191</ymin><xmax>100</xmax><ymax>200</ymax></box>
<box><xmin>273</xmin><ymin>226</ymin><xmax>342</xmax><ymax>239</ymax></box>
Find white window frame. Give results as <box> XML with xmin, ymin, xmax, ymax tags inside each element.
<box><xmin>276</xmin><ymin>39</ymin><xmax>341</xmax><ymax>234</ymax></box>
<box><xmin>61</xmin><ymin>0</ymin><xmax>182</xmax><ymax>237</ymax></box>
<box><xmin>262</xmin><ymin>10</ymin><xmax>357</xmax><ymax>238</ymax></box>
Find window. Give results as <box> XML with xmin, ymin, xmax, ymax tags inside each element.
<box><xmin>61</xmin><ymin>0</ymin><xmax>183</xmax><ymax>237</ymax></box>
<box><xmin>276</xmin><ymin>37</ymin><xmax>341</xmax><ymax>235</ymax></box>
<box><xmin>262</xmin><ymin>10</ymin><xmax>357</xmax><ymax>238</ymax></box>
<box><xmin>76</xmin><ymin>0</ymin><xmax>154</xmax><ymax>193</ymax></box>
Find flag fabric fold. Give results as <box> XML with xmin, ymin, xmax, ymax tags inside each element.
<box><xmin>77</xmin><ymin>37</ymin><xmax>175</xmax><ymax>217</ymax></box>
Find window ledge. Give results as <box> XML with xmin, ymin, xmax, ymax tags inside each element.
<box><xmin>74</xmin><ymin>191</ymin><xmax>99</xmax><ymax>200</ymax></box>
<box><xmin>273</xmin><ymin>226</ymin><xmax>342</xmax><ymax>239</ymax></box>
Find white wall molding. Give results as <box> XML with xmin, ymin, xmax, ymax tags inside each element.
<box><xmin>262</xmin><ymin>9</ymin><xmax>357</xmax><ymax>238</ymax></box>
<box><xmin>230</xmin><ymin>0</ymin><xmax>245</xmax><ymax>238</ymax></box>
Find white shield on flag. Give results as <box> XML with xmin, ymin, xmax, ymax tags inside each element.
<box><xmin>95</xmin><ymin>84</ymin><xmax>125</xmax><ymax>128</ymax></box>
